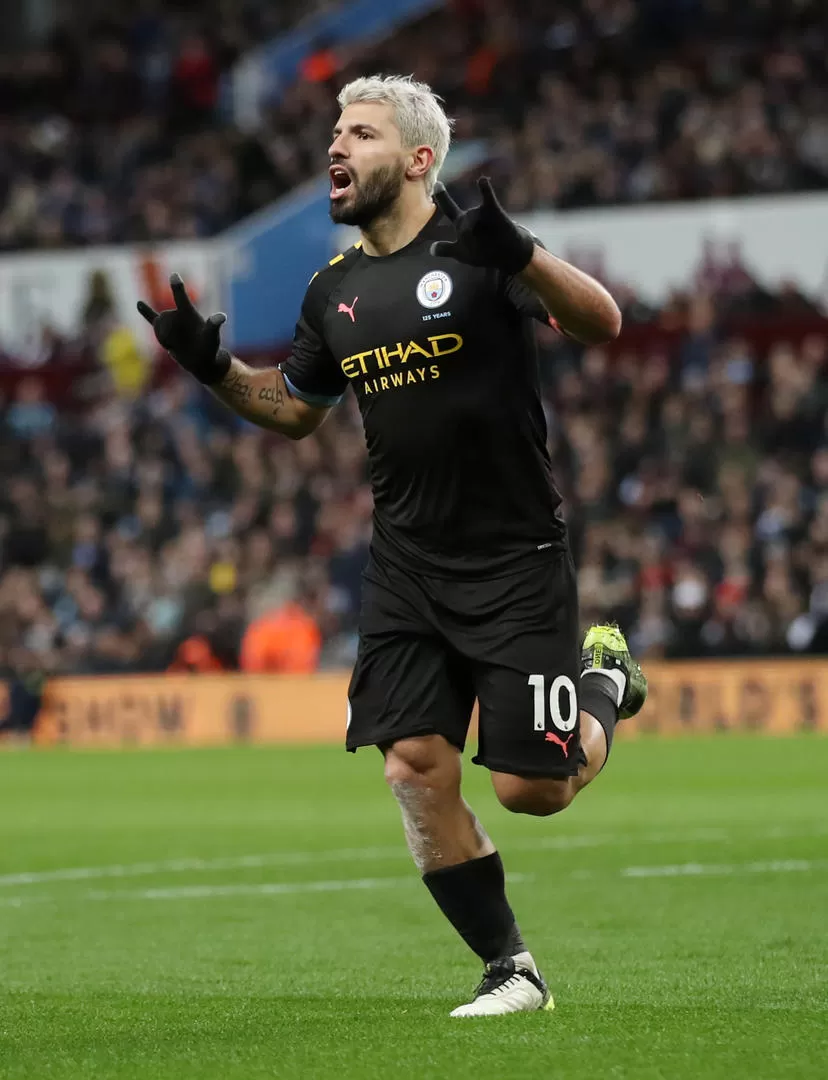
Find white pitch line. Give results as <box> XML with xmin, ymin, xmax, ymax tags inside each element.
<box><xmin>0</xmin><ymin>847</ymin><xmax>403</xmax><ymax>888</ymax></box>
<box><xmin>622</xmin><ymin>859</ymin><xmax>825</xmax><ymax>879</ymax></box>
<box><xmin>93</xmin><ymin>872</ymin><xmax>535</xmax><ymax>903</ymax></box>
<box><xmin>97</xmin><ymin>857</ymin><xmax>824</xmax><ymax>893</ymax></box>
<box><xmin>92</xmin><ymin>876</ymin><xmax>419</xmax><ymax>902</ymax></box>
<box><xmin>2</xmin><ymin>825</ymin><xmax>811</xmax><ymax>890</ymax></box>
<box><xmin>1</xmin><ymin>859</ymin><xmax>820</xmax><ymax>911</ymax></box>
<box><xmin>0</xmin><ymin>872</ymin><xmax>534</xmax><ymax>907</ymax></box>
<box><xmin>0</xmin><ymin>858</ymin><xmax>823</xmax><ymax>908</ymax></box>
<box><xmin>0</xmin><ymin>835</ymin><xmax>639</xmax><ymax>887</ymax></box>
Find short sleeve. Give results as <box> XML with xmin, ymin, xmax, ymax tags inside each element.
<box><xmin>279</xmin><ymin>278</ymin><xmax>348</xmax><ymax>407</ymax></box>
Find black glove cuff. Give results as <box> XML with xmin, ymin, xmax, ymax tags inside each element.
<box><xmin>198</xmin><ymin>347</ymin><xmax>233</xmax><ymax>386</ymax></box>
<box><xmin>503</xmin><ymin>226</ymin><xmax>536</xmax><ymax>276</ymax></box>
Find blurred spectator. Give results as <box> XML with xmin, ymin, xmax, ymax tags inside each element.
<box><xmin>168</xmin><ymin>634</ymin><xmax>227</xmax><ymax>672</ymax></box>
<box><xmin>240</xmin><ymin>597</ymin><xmax>323</xmax><ymax>674</ymax></box>
<box><xmin>170</xmin><ymin>33</ymin><xmax>220</xmax><ymax>130</ymax></box>
<box><xmin>0</xmin><ymin>654</ymin><xmax>45</xmax><ymax>740</ymax></box>
<box><xmin>6</xmin><ymin>378</ymin><xmax>56</xmax><ymax>438</ymax></box>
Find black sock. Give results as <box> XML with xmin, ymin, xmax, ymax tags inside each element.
<box><xmin>423</xmin><ymin>851</ymin><xmax>525</xmax><ymax>963</ymax></box>
<box><xmin>580</xmin><ymin>671</ymin><xmax>620</xmax><ymax>754</ymax></box>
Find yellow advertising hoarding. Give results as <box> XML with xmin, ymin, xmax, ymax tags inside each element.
<box><xmin>622</xmin><ymin>658</ymin><xmax>828</xmax><ymax>736</ymax></box>
<box><xmin>33</xmin><ymin>673</ymin><xmax>349</xmax><ymax>748</ymax></box>
<box><xmin>26</xmin><ymin>658</ymin><xmax>828</xmax><ymax>748</ymax></box>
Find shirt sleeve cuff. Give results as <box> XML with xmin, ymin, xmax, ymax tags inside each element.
<box><xmin>281</xmin><ymin>370</ymin><xmax>345</xmax><ymax>407</ymax></box>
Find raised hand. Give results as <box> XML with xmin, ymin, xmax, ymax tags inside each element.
<box><xmin>430</xmin><ymin>178</ymin><xmax>536</xmax><ymax>276</ymax></box>
<box><xmin>137</xmin><ymin>273</ymin><xmax>231</xmax><ymax>385</ymax></box>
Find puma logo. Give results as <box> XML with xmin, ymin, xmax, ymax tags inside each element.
<box><xmin>545</xmin><ymin>730</ymin><xmax>574</xmax><ymax>758</ymax></box>
<box><xmin>337</xmin><ymin>296</ymin><xmax>358</xmax><ymax>323</ymax></box>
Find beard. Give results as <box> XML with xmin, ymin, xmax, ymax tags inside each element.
<box><xmin>329</xmin><ymin>161</ymin><xmax>407</xmax><ymax>227</ymax></box>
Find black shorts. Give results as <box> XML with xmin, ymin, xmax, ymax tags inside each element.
<box><xmin>346</xmin><ymin>548</ymin><xmax>584</xmax><ymax>778</ymax></box>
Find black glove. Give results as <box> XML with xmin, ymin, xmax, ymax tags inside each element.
<box><xmin>430</xmin><ymin>177</ymin><xmax>535</xmax><ymax>276</ymax></box>
<box><xmin>137</xmin><ymin>273</ymin><xmax>231</xmax><ymax>385</ymax></box>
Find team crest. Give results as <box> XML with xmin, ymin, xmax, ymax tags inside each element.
<box><xmin>416</xmin><ymin>270</ymin><xmax>453</xmax><ymax>309</ymax></box>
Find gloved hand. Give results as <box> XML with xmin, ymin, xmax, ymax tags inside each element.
<box><xmin>430</xmin><ymin>177</ymin><xmax>536</xmax><ymax>276</ymax></box>
<box><xmin>137</xmin><ymin>273</ymin><xmax>231</xmax><ymax>385</ymax></box>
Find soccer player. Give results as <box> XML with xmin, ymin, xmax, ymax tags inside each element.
<box><xmin>138</xmin><ymin>74</ymin><xmax>647</xmax><ymax>1017</ymax></box>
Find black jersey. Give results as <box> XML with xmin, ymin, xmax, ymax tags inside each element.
<box><xmin>280</xmin><ymin>209</ymin><xmax>567</xmax><ymax>577</ymax></box>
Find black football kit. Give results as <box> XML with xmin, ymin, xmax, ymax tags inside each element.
<box><xmin>280</xmin><ymin>209</ymin><xmax>583</xmax><ymax>777</ymax></box>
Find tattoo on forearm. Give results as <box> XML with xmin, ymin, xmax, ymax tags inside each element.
<box><xmin>258</xmin><ymin>384</ymin><xmax>284</xmax><ymax>415</ymax></box>
<box><xmin>223</xmin><ymin>371</ymin><xmax>253</xmax><ymax>404</ymax></box>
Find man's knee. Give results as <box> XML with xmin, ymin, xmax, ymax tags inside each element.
<box><xmin>491</xmin><ymin>773</ymin><xmax>574</xmax><ymax>817</ymax></box>
<box><xmin>382</xmin><ymin>734</ymin><xmax>461</xmax><ymax>793</ymax></box>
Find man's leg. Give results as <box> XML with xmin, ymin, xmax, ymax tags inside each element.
<box><xmin>382</xmin><ymin>733</ymin><xmax>532</xmax><ymax>970</ymax></box>
<box><xmin>491</xmin><ymin>709</ymin><xmax>606</xmax><ymax>814</ymax></box>
<box><xmin>441</xmin><ymin>624</ymin><xmax>647</xmax><ymax>1017</ymax></box>
<box><xmin>347</xmin><ymin>616</ymin><xmax>546</xmax><ymax>1009</ymax></box>
<box><xmin>347</xmin><ymin>556</ymin><xmax>555</xmax><ymax>1016</ymax></box>
<box><xmin>491</xmin><ymin>624</ymin><xmax>648</xmax><ymax>816</ymax></box>
<box><xmin>383</xmin><ymin>734</ymin><xmax>491</xmax><ymax>871</ymax></box>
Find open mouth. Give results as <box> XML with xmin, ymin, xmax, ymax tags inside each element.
<box><xmin>329</xmin><ymin>165</ymin><xmax>353</xmax><ymax>200</ymax></box>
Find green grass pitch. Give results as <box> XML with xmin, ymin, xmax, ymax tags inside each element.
<box><xmin>1</xmin><ymin>735</ymin><xmax>826</xmax><ymax>1079</ymax></box>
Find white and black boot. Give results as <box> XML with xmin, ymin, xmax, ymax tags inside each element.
<box><xmin>450</xmin><ymin>952</ymin><xmax>555</xmax><ymax>1018</ymax></box>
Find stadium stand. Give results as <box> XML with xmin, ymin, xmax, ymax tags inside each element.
<box><xmin>1</xmin><ymin>0</ymin><xmax>827</xmax><ymax>725</ymax></box>
<box><xmin>0</xmin><ymin>0</ymin><xmax>335</xmax><ymax>249</ymax></box>
<box><xmin>1</xmin><ymin>280</ymin><xmax>827</xmax><ymax>686</ymax></box>
<box><xmin>2</xmin><ymin>0</ymin><xmax>827</xmax><ymax>250</ymax></box>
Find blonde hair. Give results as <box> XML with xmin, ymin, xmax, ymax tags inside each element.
<box><xmin>337</xmin><ymin>74</ymin><xmax>453</xmax><ymax>194</ymax></box>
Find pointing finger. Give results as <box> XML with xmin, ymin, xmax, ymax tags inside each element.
<box><xmin>170</xmin><ymin>272</ymin><xmax>194</xmax><ymax>311</ymax></box>
<box><xmin>477</xmin><ymin>176</ymin><xmax>500</xmax><ymax>207</ymax></box>
<box><xmin>433</xmin><ymin>182</ymin><xmax>464</xmax><ymax>222</ymax></box>
<box><xmin>136</xmin><ymin>300</ymin><xmax>158</xmax><ymax>324</ymax></box>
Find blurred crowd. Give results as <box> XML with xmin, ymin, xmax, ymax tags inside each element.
<box><xmin>2</xmin><ymin>0</ymin><xmax>828</xmax><ymax>250</ymax></box>
<box><xmin>435</xmin><ymin>0</ymin><xmax>828</xmax><ymax>211</ymax></box>
<box><xmin>0</xmin><ymin>361</ymin><xmax>372</xmax><ymax>686</ymax></box>
<box><xmin>2</xmin><ymin>0</ymin><xmax>828</xmax><ymax>736</ymax></box>
<box><xmin>0</xmin><ymin>0</ymin><xmax>335</xmax><ymax>249</ymax></box>
<box><xmin>1</xmin><ymin>270</ymin><xmax>827</xmax><ymax>707</ymax></box>
<box><xmin>544</xmin><ymin>317</ymin><xmax>828</xmax><ymax>662</ymax></box>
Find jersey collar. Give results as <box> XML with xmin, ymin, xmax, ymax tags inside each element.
<box><xmin>360</xmin><ymin>207</ymin><xmax>446</xmax><ymax>261</ymax></box>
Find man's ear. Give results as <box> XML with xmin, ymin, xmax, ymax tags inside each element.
<box><xmin>407</xmin><ymin>145</ymin><xmax>435</xmax><ymax>183</ymax></box>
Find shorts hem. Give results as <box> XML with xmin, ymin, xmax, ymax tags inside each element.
<box><xmin>471</xmin><ymin>753</ymin><xmax>581</xmax><ymax>779</ymax></box>
<box><xmin>347</xmin><ymin>726</ymin><xmax>467</xmax><ymax>754</ymax></box>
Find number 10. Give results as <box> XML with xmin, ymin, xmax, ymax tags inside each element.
<box><xmin>528</xmin><ymin>674</ymin><xmax>577</xmax><ymax>732</ymax></box>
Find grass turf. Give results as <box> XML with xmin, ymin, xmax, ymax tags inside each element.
<box><xmin>0</xmin><ymin>735</ymin><xmax>826</xmax><ymax>1079</ymax></box>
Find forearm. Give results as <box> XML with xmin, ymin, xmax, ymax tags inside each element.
<box><xmin>519</xmin><ymin>247</ymin><xmax>622</xmax><ymax>344</ymax></box>
<box><xmin>210</xmin><ymin>357</ymin><xmax>325</xmax><ymax>439</ymax></box>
